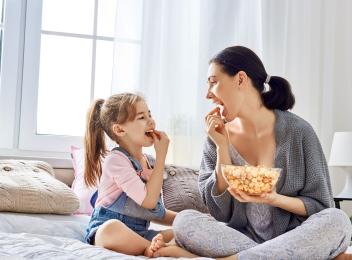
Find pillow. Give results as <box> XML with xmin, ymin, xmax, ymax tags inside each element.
<box><xmin>0</xmin><ymin>160</ymin><xmax>79</xmax><ymax>214</ymax></box>
<box><xmin>70</xmin><ymin>146</ymin><xmax>95</xmax><ymax>215</ymax></box>
<box><xmin>162</xmin><ymin>165</ymin><xmax>209</xmax><ymax>213</ymax></box>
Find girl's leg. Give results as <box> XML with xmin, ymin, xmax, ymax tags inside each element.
<box><xmin>172</xmin><ymin>209</ymin><xmax>257</xmax><ymax>258</ymax></box>
<box><xmin>237</xmin><ymin>208</ymin><xmax>352</xmax><ymax>260</ymax></box>
<box><xmin>94</xmin><ymin>219</ymin><xmax>164</xmax><ymax>257</ymax></box>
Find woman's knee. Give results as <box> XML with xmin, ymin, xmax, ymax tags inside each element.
<box><xmin>173</xmin><ymin>210</ymin><xmax>202</xmax><ymax>230</ymax></box>
<box><xmin>320</xmin><ymin>208</ymin><xmax>352</xmax><ymax>234</ymax></box>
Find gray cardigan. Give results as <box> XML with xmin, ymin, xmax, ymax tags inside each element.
<box><xmin>199</xmin><ymin>109</ymin><xmax>334</xmax><ymax>239</ymax></box>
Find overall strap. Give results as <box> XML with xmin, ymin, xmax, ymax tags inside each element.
<box><xmin>90</xmin><ymin>147</ymin><xmax>146</xmax><ymax>207</ymax></box>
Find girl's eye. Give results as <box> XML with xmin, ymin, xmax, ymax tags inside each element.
<box><xmin>138</xmin><ymin>116</ymin><xmax>145</xmax><ymax>120</ymax></box>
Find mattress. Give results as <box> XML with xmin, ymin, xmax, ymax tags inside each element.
<box><xmin>0</xmin><ymin>212</ymin><xmax>211</xmax><ymax>259</ymax></box>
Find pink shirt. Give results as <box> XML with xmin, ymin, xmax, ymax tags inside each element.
<box><xmin>95</xmin><ymin>150</ymin><xmax>153</xmax><ymax>208</ymax></box>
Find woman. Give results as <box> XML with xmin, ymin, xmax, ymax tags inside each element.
<box><xmin>157</xmin><ymin>46</ymin><xmax>352</xmax><ymax>259</ymax></box>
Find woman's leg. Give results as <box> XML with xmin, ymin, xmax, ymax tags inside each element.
<box><xmin>94</xmin><ymin>219</ymin><xmax>164</xmax><ymax>257</ymax></box>
<box><xmin>237</xmin><ymin>208</ymin><xmax>352</xmax><ymax>260</ymax></box>
<box><xmin>172</xmin><ymin>209</ymin><xmax>258</xmax><ymax>258</ymax></box>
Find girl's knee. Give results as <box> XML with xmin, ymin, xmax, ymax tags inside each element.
<box><xmin>95</xmin><ymin>219</ymin><xmax>125</xmax><ymax>247</ymax></box>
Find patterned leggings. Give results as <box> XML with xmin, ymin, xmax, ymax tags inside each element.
<box><xmin>173</xmin><ymin>208</ymin><xmax>352</xmax><ymax>260</ymax></box>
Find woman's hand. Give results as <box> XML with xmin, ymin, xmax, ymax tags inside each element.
<box><xmin>205</xmin><ymin>107</ymin><xmax>228</xmax><ymax>148</ymax></box>
<box><xmin>227</xmin><ymin>187</ymin><xmax>279</xmax><ymax>206</ymax></box>
<box><xmin>228</xmin><ymin>187</ymin><xmax>308</xmax><ymax>216</ymax></box>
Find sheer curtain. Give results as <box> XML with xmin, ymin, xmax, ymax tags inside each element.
<box><xmin>119</xmin><ymin>0</ymin><xmax>352</xmax><ymax>169</ymax></box>
<box><xmin>139</xmin><ymin>0</ymin><xmax>263</xmax><ymax>167</ymax></box>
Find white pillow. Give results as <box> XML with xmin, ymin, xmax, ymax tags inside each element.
<box><xmin>0</xmin><ymin>160</ymin><xmax>79</xmax><ymax>214</ymax></box>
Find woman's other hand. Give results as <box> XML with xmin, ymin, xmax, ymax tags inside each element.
<box><xmin>227</xmin><ymin>187</ymin><xmax>279</xmax><ymax>206</ymax></box>
<box><xmin>205</xmin><ymin>107</ymin><xmax>228</xmax><ymax>148</ymax></box>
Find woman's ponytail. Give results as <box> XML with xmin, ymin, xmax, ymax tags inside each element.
<box><xmin>210</xmin><ymin>46</ymin><xmax>296</xmax><ymax>111</ymax></box>
<box><xmin>84</xmin><ymin>99</ymin><xmax>106</xmax><ymax>187</ymax></box>
<box><xmin>261</xmin><ymin>76</ymin><xmax>295</xmax><ymax>111</ymax></box>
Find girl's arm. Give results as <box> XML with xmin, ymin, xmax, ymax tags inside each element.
<box><xmin>141</xmin><ymin>131</ymin><xmax>169</xmax><ymax>209</ymax></box>
<box><xmin>152</xmin><ymin>209</ymin><xmax>177</xmax><ymax>226</ymax></box>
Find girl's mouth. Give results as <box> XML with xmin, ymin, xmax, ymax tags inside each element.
<box><xmin>145</xmin><ymin>130</ymin><xmax>154</xmax><ymax>138</ymax></box>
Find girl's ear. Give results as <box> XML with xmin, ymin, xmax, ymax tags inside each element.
<box><xmin>112</xmin><ymin>124</ymin><xmax>126</xmax><ymax>137</ymax></box>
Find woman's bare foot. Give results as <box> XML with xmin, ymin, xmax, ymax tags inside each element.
<box><xmin>153</xmin><ymin>244</ymin><xmax>198</xmax><ymax>258</ymax></box>
<box><xmin>144</xmin><ymin>234</ymin><xmax>166</xmax><ymax>258</ymax></box>
<box><xmin>334</xmin><ymin>252</ymin><xmax>352</xmax><ymax>260</ymax></box>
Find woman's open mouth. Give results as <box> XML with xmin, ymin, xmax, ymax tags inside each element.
<box><xmin>217</xmin><ymin>103</ymin><xmax>228</xmax><ymax>122</ymax></box>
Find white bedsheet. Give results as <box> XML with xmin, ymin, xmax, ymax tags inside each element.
<box><xmin>0</xmin><ymin>212</ymin><xmax>211</xmax><ymax>259</ymax></box>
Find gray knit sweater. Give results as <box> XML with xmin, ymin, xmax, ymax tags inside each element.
<box><xmin>199</xmin><ymin>109</ymin><xmax>334</xmax><ymax>239</ymax></box>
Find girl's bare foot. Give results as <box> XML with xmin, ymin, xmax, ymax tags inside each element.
<box><xmin>144</xmin><ymin>234</ymin><xmax>166</xmax><ymax>258</ymax></box>
<box><xmin>152</xmin><ymin>244</ymin><xmax>198</xmax><ymax>258</ymax></box>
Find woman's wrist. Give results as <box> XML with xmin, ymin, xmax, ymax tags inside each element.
<box><xmin>216</xmin><ymin>143</ymin><xmax>229</xmax><ymax>153</ymax></box>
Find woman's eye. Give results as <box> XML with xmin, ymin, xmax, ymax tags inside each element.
<box><xmin>138</xmin><ymin>116</ymin><xmax>145</xmax><ymax>120</ymax></box>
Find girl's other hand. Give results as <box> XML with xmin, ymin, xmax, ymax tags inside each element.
<box><xmin>153</xmin><ymin>130</ymin><xmax>169</xmax><ymax>158</ymax></box>
<box><xmin>205</xmin><ymin>107</ymin><xmax>228</xmax><ymax>148</ymax></box>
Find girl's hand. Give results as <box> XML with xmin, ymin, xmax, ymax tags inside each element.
<box><xmin>152</xmin><ymin>130</ymin><xmax>169</xmax><ymax>158</ymax></box>
<box><xmin>205</xmin><ymin>107</ymin><xmax>228</xmax><ymax>148</ymax></box>
<box><xmin>227</xmin><ymin>187</ymin><xmax>279</xmax><ymax>206</ymax></box>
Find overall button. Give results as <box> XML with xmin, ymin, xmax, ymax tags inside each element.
<box><xmin>3</xmin><ymin>166</ymin><xmax>12</xmax><ymax>171</ymax></box>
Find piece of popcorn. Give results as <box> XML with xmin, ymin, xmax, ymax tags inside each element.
<box><xmin>222</xmin><ymin>164</ymin><xmax>281</xmax><ymax>195</ymax></box>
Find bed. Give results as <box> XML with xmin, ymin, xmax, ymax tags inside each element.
<box><xmin>0</xmin><ymin>212</ymin><xmax>211</xmax><ymax>259</ymax></box>
<box><xmin>0</xmin><ymin>160</ymin><xmax>211</xmax><ymax>259</ymax></box>
<box><xmin>0</xmin><ymin>160</ymin><xmax>350</xmax><ymax>259</ymax></box>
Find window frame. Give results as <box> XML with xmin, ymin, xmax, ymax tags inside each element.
<box><xmin>0</xmin><ymin>0</ymin><xmax>143</xmax><ymax>167</ymax></box>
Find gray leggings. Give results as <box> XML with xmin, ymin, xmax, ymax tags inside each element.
<box><xmin>173</xmin><ymin>208</ymin><xmax>352</xmax><ymax>260</ymax></box>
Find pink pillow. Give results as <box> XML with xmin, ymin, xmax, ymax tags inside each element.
<box><xmin>70</xmin><ymin>146</ymin><xmax>95</xmax><ymax>215</ymax></box>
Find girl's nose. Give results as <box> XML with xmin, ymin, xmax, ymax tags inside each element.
<box><xmin>149</xmin><ymin>118</ymin><xmax>156</xmax><ymax>128</ymax></box>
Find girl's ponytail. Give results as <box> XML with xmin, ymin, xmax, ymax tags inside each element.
<box><xmin>84</xmin><ymin>99</ymin><xmax>106</xmax><ymax>187</ymax></box>
<box><xmin>261</xmin><ymin>76</ymin><xmax>295</xmax><ymax>111</ymax></box>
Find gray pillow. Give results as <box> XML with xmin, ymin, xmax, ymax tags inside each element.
<box><xmin>162</xmin><ymin>165</ymin><xmax>209</xmax><ymax>213</ymax></box>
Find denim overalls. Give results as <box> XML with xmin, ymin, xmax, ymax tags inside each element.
<box><xmin>85</xmin><ymin>147</ymin><xmax>166</xmax><ymax>245</ymax></box>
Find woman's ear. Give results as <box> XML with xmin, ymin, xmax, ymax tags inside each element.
<box><xmin>237</xmin><ymin>71</ymin><xmax>248</xmax><ymax>88</ymax></box>
<box><xmin>112</xmin><ymin>124</ymin><xmax>126</xmax><ymax>137</ymax></box>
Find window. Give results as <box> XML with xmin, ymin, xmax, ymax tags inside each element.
<box><xmin>0</xmin><ymin>0</ymin><xmax>24</xmax><ymax>150</ymax></box>
<box><xmin>0</xmin><ymin>0</ymin><xmax>4</xmax><ymax>72</ymax></box>
<box><xmin>19</xmin><ymin>0</ymin><xmax>143</xmax><ymax>153</ymax></box>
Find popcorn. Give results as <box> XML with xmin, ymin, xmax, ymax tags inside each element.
<box><xmin>221</xmin><ymin>164</ymin><xmax>281</xmax><ymax>195</ymax></box>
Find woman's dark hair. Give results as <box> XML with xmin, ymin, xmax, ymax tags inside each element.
<box><xmin>210</xmin><ymin>46</ymin><xmax>295</xmax><ymax>111</ymax></box>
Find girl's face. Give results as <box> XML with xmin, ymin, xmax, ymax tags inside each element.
<box><xmin>117</xmin><ymin>101</ymin><xmax>156</xmax><ymax>147</ymax></box>
<box><xmin>206</xmin><ymin>63</ymin><xmax>245</xmax><ymax>121</ymax></box>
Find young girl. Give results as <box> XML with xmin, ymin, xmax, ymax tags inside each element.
<box><xmin>83</xmin><ymin>93</ymin><xmax>197</xmax><ymax>258</ymax></box>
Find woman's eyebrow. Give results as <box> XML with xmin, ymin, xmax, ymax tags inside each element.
<box><xmin>207</xmin><ymin>75</ymin><xmax>217</xmax><ymax>82</ymax></box>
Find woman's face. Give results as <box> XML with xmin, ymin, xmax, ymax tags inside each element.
<box><xmin>206</xmin><ymin>62</ymin><xmax>245</xmax><ymax>121</ymax></box>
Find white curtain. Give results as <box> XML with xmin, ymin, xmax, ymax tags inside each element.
<box><xmin>133</xmin><ymin>0</ymin><xmax>352</xmax><ymax>168</ymax></box>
